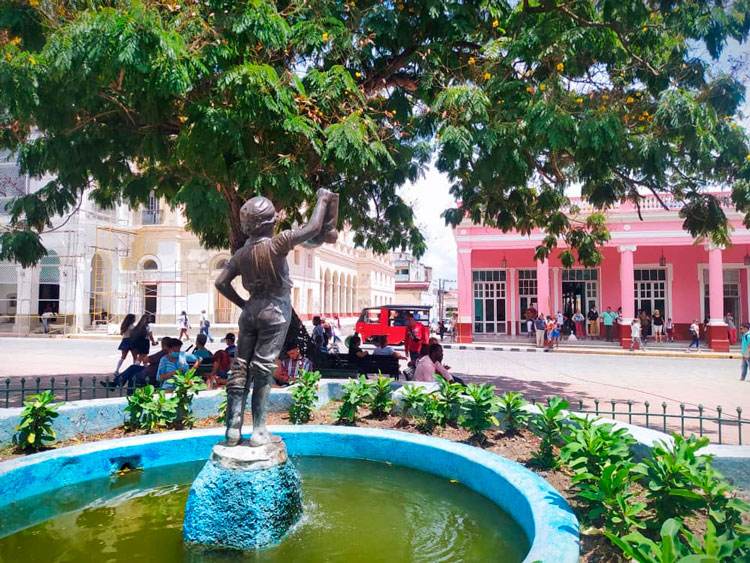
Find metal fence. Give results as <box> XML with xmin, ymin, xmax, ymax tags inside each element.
<box><xmin>1</xmin><ymin>377</ymin><xmax>747</xmax><ymax>446</ymax></box>
<box><xmin>529</xmin><ymin>396</ymin><xmax>745</xmax><ymax>446</ymax></box>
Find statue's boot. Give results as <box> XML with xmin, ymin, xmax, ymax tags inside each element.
<box><xmin>248</xmin><ymin>377</ymin><xmax>282</xmax><ymax>447</ymax></box>
<box><xmin>225</xmin><ymin>389</ymin><xmax>248</xmax><ymax>446</ymax></box>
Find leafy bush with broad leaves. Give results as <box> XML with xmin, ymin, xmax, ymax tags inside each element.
<box><xmin>606</xmin><ymin>518</ymin><xmax>746</xmax><ymax>563</ymax></box>
<box><xmin>415</xmin><ymin>394</ymin><xmax>446</xmax><ymax>433</ymax></box>
<box><xmin>368</xmin><ymin>375</ymin><xmax>394</xmax><ymax>418</ymax></box>
<box><xmin>575</xmin><ymin>464</ymin><xmax>646</xmax><ymax>536</ymax></box>
<box><xmin>529</xmin><ymin>397</ymin><xmax>569</xmax><ymax>470</ymax></box>
<box><xmin>400</xmin><ymin>384</ymin><xmax>428</xmax><ymax>420</ymax></box>
<box><xmin>167</xmin><ymin>369</ymin><xmax>207</xmax><ymax>429</ymax></box>
<box><xmin>633</xmin><ymin>434</ymin><xmax>713</xmax><ymax>521</ymax></box>
<box><xmin>334</xmin><ymin>375</ymin><xmax>371</xmax><ymax>425</ymax></box>
<box><xmin>497</xmin><ymin>391</ymin><xmax>529</xmax><ymax>435</ymax></box>
<box><xmin>13</xmin><ymin>390</ymin><xmax>60</xmax><ymax>451</ymax></box>
<box><xmin>288</xmin><ymin>369</ymin><xmax>321</xmax><ymax>424</ymax></box>
<box><xmin>124</xmin><ymin>385</ymin><xmax>178</xmax><ymax>432</ymax></box>
<box><xmin>561</xmin><ymin>415</ymin><xmax>637</xmax><ymax>481</ymax></box>
<box><xmin>458</xmin><ymin>383</ymin><xmax>499</xmax><ymax>439</ymax></box>
<box><xmin>434</xmin><ymin>376</ymin><xmax>463</xmax><ymax>425</ymax></box>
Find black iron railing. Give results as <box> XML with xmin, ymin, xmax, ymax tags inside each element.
<box><xmin>2</xmin><ymin>376</ymin><xmax>159</xmax><ymax>408</ymax></box>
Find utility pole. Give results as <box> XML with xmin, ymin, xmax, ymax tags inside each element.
<box><xmin>438</xmin><ymin>278</ymin><xmax>456</xmax><ymax>321</ymax></box>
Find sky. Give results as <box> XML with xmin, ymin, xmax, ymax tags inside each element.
<box><xmin>402</xmin><ymin>39</ymin><xmax>750</xmax><ymax>286</ymax></box>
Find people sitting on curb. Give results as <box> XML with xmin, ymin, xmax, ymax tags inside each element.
<box><xmin>273</xmin><ymin>345</ymin><xmax>312</xmax><ymax>386</ymax></box>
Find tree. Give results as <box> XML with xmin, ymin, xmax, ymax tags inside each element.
<box><xmin>1</xmin><ymin>0</ymin><xmax>749</xmax><ymax>267</ymax></box>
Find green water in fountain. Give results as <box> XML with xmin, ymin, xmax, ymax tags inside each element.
<box><xmin>0</xmin><ymin>456</ymin><xmax>529</xmax><ymax>562</ymax></box>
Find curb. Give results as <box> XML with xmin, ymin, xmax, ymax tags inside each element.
<box><xmin>440</xmin><ymin>343</ymin><xmax>736</xmax><ymax>359</ymax></box>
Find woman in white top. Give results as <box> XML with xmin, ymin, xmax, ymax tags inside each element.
<box><xmin>686</xmin><ymin>319</ymin><xmax>701</xmax><ymax>352</ymax></box>
<box><xmin>178</xmin><ymin>311</ymin><xmax>191</xmax><ymax>342</ymax></box>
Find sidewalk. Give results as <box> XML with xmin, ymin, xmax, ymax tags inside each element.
<box><xmin>439</xmin><ymin>340</ymin><xmax>739</xmax><ymax>359</ymax></box>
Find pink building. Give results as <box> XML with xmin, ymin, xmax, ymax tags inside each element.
<box><xmin>453</xmin><ymin>193</ymin><xmax>747</xmax><ymax>351</ymax></box>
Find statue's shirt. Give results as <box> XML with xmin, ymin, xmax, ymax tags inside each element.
<box><xmin>229</xmin><ymin>230</ymin><xmax>294</xmax><ymax>297</ymax></box>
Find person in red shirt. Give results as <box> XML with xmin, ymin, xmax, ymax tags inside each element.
<box><xmin>404</xmin><ymin>313</ymin><xmax>428</xmax><ymax>367</ymax></box>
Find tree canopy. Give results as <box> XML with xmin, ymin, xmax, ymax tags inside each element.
<box><xmin>1</xmin><ymin>0</ymin><xmax>749</xmax><ymax>267</ymax></box>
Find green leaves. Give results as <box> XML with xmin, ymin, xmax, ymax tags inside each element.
<box><xmin>289</xmin><ymin>369</ymin><xmax>321</xmax><ymax>424</ymax></box>
<box><xmin>167</xmin><ymin>369</ymin><xmax>207</xmax><ymax>429</ymax></box>
<box><xmin>497</xmin><ymin>391</ymin><xmax>529</xmax><ymax>435</ymax></box>
<box><xmin>458</xmin><ymin>383</ymin><xmax>499</xmax><ymax>439</ymax></box>
<box><xmin>13</xmin><ymin>390</ymin><xmax>60</xmax><ymax>451</ymax></box>
<box><xmin>368</xmin><ymin>375</ymin><xmax>395</xmax><ymax>418</ymax></box>
<box><xmin>124</xmin><ymin>385</ymin><xmax>178</xmax><ymax>432</ymax></box>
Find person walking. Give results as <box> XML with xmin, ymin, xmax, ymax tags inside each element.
<box><xmin>639</xmin><ymin>310</ymin><xmax>651</xmax><ymax>344</ymax></box>
<box><xmin>629</xmin><ymin>318</ymin><xmax>643</xmax><ymax>351</ymax></box>
<box><xmin>740</xmin><ymin>324</ymin><xmax>750</xmax><ymax>381</ymax></box>
<box><xmin>726</xmin><ymin>313</ymin><xmax>737</xmax><ymax>345</ymax></box>
<box><xmin>652</xmin><ymin>309</ymin><xmax>664</xmax><ymax>343</ymax></box>
<box><xmin>178</xmin><ymin>310</ymin><xmax>191</xmax><ymax>341</ymax></box>
<box><xmin>534</xmin><ymin>313</ymin><xmax>546</xmax><ymax>348</ymax></box>
<box><xmin>686</xmin><ymin>319</ymin><xmax>701</xmax><ymax>352</ymax></box>
<box><xmin>115</xmin><ymin>313</ymin><xmax>137</xmax><ymax>376</ymax></box>
<box><xmin>602</xmin><ymin>306</ymin><xmax>617</xmax><ymax>342</ymax></box>
<box><xmin>199</xmin><ymin>310</ymin><xmax>214</xmax><ymax>343</ymax></box>
<box><xmin>438</xmin><ymin>319</ymin><xmax>446</xmax><ymax>341</ymax></box>
<box><xmin>525</xmin><ymin>302</ymin><xmax>537</xmax><ymax>338</ymax></box>
<box><xmin>572</xmin><ymin>310</ymin><xmax>585</xmax><ymax>338</ymax></box>
<box><xmin>587</xmin><ymin>305</ymin><xmax>599</xmax><ymax>339</ymax></box>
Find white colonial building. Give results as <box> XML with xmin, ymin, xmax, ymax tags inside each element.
<box><xmin>0</xmin><ymin>156</ymin><xmax>394</xmax><ymax>334</ymax></box>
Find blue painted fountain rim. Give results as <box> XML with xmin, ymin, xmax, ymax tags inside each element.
<box><xmin>0</xmin><ymin>426</ymin><xmax>579</xmax><ymax>563</ymax></box>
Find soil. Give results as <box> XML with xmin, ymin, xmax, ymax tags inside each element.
<box><xmin>7</xmin><ymin>401</ymin><xmax>750</xmax><ymax>563</ymax></box>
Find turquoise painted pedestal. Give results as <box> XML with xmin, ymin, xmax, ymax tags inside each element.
<box><xmin>182</xmin><ymin>441</ymin><xmax>302</xmax><ymax>551</ymax></box>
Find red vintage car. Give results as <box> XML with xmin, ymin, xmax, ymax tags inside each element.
<box><xmin>355</xmin><ymin>305</ymin><xmax>432</xmax><ymax>346</ymax></box>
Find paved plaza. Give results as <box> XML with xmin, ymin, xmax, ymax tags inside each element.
<box><xmin>1</xmin><ymin>336</ymin><xmax>747</xmax><ymax>442</ymax></box>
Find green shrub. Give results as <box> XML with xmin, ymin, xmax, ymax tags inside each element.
<box><xmin>458</xmin><ymin>383</ymin><xmax>499</xmax><ymax>440</ymax></box>
<box><xmin>576</xmin><ymin>464</ymin><xmax>646</xmax><ymax>536</ymax></box>
<box><xmin>334</xmin><ymin>375</ymin><xmax>371</xmax><ymax>425</ymax></box>
<box><xmin>124</xmin><ymin>385</ymin><xmax>178</xmax><ymax>432</ymax></box>
<box><xmin>561</xmin><ymin>415</ymin><xmax>636</xmax><ymax>481</ymax></box>
<box><xmin>497</xmin><ymin>391</ymin><xmax>529</xmax><ymax>435</ymax></box>
<box><xmin>368</xmin><ymin>375</ymin><xmax>394</xmax><ymax>417</ymax></box>
<box><xmin>633</xmin><ymin>434</ymin><xmax>712</xmax><ymax>521</ymax></box>
<box><xmin>529</xmin><ymin>396</ymin><xmax>569</xmax><ymax>470</ymax></box>
<box><xmin>400</xmin><ymin>384</ymin><xmax>428</xmax><ymax>420</ymax></box>
<box><xmin>217</xmin><ymin>390</ymin><xmax>227</xmax><ymax>424</ymax></box>
<box><xmin>606</xmin><ymin>517</ymin><xmax>745</xmax><ymax>562</ymax></box>
<box><xmin>13</xmin><ymin>391</ymin><xmax>60</xmax><ymax>451</ymax></box>
<box><xmin>167</xmin><ymin>369</ymin><xmax>207</xmax><ymax>429</ymax></box>
<box><xmin>435</xmin><ymin>376</ymin><xmax>463</xmax><ymax>425</ymax></box>
<box><xmin>415</xmin><ymin>393</ymin><xmax>445</xmax><ymax>433</ymax></box>
<box><xmin>289</xmin><ymin>369</ymin><xmax>321</xmax><ymax>424</ymax></box>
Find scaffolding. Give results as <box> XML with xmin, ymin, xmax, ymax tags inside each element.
<box><xmin>88</xmin><ymin>224</ymin><xmax>136</xmax><ymax>327</ymax></box>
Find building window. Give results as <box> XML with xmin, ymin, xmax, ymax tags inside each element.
<box><xmin>0</xmin><ymin>151</ymin><xmax>27</xmax><ymax>216</ymax></box>
<box><xmin>635</xmin><ymin>268</ymin><xmax>667</xmax><ymax>317</ymax></box>
<box><xmin>142</xmin><ymin>259</ymin><xmax>158</xmax><ymax>271</ymax></box>
<box><xmin>517</xmin><ymin>269</ymin><xmax>537</xmax><ymax>333</ymax></box>
<box><xmin>561</xmin><ymin>269</ymin><xmax>599</xmax><ymax>316</ymax></box>
<box><xmin>307</xmin><ymin>254</ymin><xmax>313</xmax><ymax>269</ymax></box>
<box><xmin>0</xmin><ymin>262</ymin><xmax>18</xmax><ymax>318</ymax></box>
<box><xmin>142</xmin><ymin>193</ymin><xmax>162</xmax><ymax>225</ymax></box>
<box><xmin>561</xmin><ymin>269</ymin><xmax>598</xmax><ymax>281</ymax></box>
<box><xmin>215</xmin><ymin>259</ymin><xmax>228</xmax><ymax>271</ymax></box>
<box><xmin>472</xmin><ymin>270</ymin><xmax>507</xmax><ymax>334</ymax></box>
<box><xmin>294</xmin><ymin>250</ymin><xmax>300</xmax><ymax>265</ymax></box>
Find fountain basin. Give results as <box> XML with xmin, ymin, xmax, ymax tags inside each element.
<box><xmin>0</xmin><ymin>426</ymin><xmax>579</xmax><ymax>562</ymax></box>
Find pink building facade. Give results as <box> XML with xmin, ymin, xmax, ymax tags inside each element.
<box><xmin>454</xmin><ymin>193</ymin><xmax>748</xmax><ymax>351</ymax></box>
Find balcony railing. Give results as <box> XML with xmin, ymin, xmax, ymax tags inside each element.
<box><xmin>566</xmin><ymin>193</ymin><xmax>734</xmax><ymax>215</ymax></box>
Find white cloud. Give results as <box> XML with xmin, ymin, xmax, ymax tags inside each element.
<box><xmin>400</xmin><ymin>166</ymin><xmax>457</xmax><ymax>285</ymax></box>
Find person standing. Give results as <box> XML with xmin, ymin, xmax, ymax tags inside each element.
<box><xmin>652</xmin><ymin>309</ymin><xmax>664</xmax><ymax>344</ymax></box>
<box><xmin>438</xmin><ymin>319</ymin><xmax>446</xmax><ymax>341</ymax></box>
<box><xmin>178</xmin><ymin>310</ymin><xmax>191</xmax><ymax>341</ymax></box>
<box><xmin>524</xmin><ymin>302</ymin><xmax>537</xmax><ymax>337</ymax></box>
<box><xmin>587</xmin><ymin>305</ymin><xmax>599</xmax><ymax>339</ymax></box>
<box><xmin>740</xmin><ymin>324</ymin><xmax>750</xmax><ymax>381</ymax></box>
<box><xmin>629</xmin><ymin>318</ymin><xmax>643</xmax><ymax>351</ymax></box>
<box><xmin>404</xmin><ymin>313</ymin><xmax>428</xmax><ymax>366</ymax></box>
<box><xmin>665</xmin><ymin>317</ymin><xmax>675</xmax><ymax>342</ymax></box>
<box><xmin>686</xmin><ymin>319</ymin><xmax>701</xmax><ymax>352</ymax></box>
<box><xmin>726</xmin><ymin>313</ymin><xmax>737</xmax><ymax>345</ymax></box>
<box><xmin>534</xmin><ymin>314</ymin><xmax>546</xmax><ymax>348</ymax></box>
<box><xmin>199</xmin><ymin>310</ymin><xmax>214</xmax><ymax>343</ymax></box>
<box><xmin>572</xmin><ymin>310</ymin><xmax>585</xmax><ymax>338</ymax></box>
<box><xmin>602</xmin><ymin>306</ymin><xmax>617</xmax><ymax>342</ymax></box>
<box><xmin>639</xmin><ymin>311</ymin><xmax>651</xmax><ymax>344</ymax></box>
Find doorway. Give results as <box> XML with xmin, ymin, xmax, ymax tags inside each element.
<box><xmin>518</xmin><ymin>269</ymin><xmax>537</xmax><ymax>333</ymax></box>
<box><xmin>143</xmin><ymin>284</ymin><xmax>157</xmax><ymax>322</ymax></box>
<box><xmin>216</xmin><ymin>291</ymin><xmax>233</xmax><ymax>324</ymax></box>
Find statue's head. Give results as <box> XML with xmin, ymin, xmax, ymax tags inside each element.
<box><xmin>240</xmin><ymin>196</ymin><xmax>276</xmax><ymax>236</ymax></box>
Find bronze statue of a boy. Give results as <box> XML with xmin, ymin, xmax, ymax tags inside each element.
<box><xmin>215</xmin><ymin>188</ymin><xmax>338</xmax><ymax>447</ymax></box>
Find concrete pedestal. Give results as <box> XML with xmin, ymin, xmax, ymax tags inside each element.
<box><xmin>182</xmin><ymin>440</ymin><xmax>302</xmax><ymax>551</ymax></box>
<box><xmin>707</xmin><ymin>324</ymin><xmax>730</xmax><ymax>352</ymax></box>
